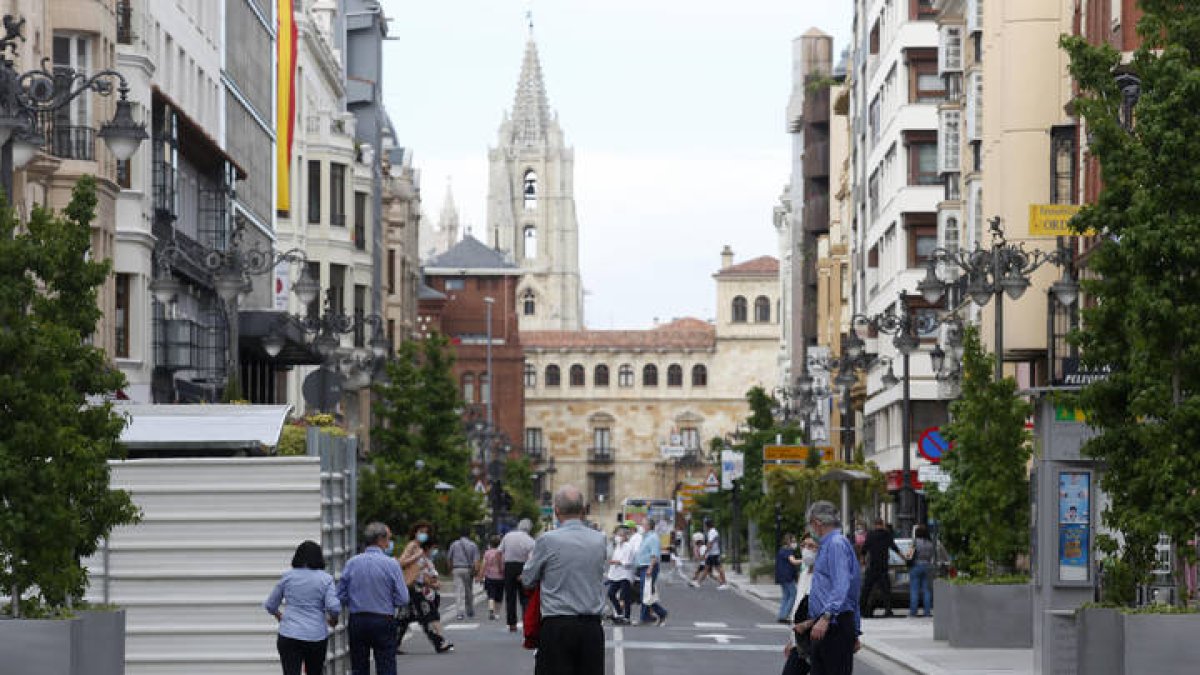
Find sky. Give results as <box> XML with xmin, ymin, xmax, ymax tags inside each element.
<box><xmin>382</xmin><ymin>1</ymin><xmax>854</xmax><ymax>329</ymax></box>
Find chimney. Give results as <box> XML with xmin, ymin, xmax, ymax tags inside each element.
<box><xmin>721</xmin><ymin>245</ymin><xmax>734</xmax><ymax>269</ymax></box>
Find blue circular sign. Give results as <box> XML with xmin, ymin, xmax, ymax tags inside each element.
<box><xmin>918</xmin><ymin>427</ymin><xmax>949</xmax><ymax>463</ymax></box>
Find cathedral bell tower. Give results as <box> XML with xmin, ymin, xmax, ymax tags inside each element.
<box><xmin>487</xmin><ymin>35</ymin><xmax>583</xmax><ymax>331</ymax></box>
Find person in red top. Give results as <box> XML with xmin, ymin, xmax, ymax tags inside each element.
<box><xmin>478</xmin><ymin>535</ymin><xmax>505</xmax><ymax>621</ymax></box>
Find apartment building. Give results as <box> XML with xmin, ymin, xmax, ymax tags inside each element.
<box><xmin>849</xmin><ymin>0</ymin><xmax>946</xmax><ymax>511</ymax></box>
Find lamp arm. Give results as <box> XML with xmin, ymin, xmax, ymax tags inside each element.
<box><xmin>16</xmin><ymin>63</ymin><xmax>132</xmax><ymax>112</ymax></box>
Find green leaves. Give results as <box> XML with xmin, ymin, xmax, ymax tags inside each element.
<box><xmin>930</xmin><ymin>325</ymin><xmax>1030</xmax><ymax>576</ymax></box>
<box><xmin>0</xmin><ymin>176</ymin><xmax>140</xmax><ymax>614</ymax></box>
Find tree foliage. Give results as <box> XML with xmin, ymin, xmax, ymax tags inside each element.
<box><xmin>928</xmin><ymin>325</ymin><xmax>1031</xmax><ymax>576</ymax></box>
<box><xmin>0</xmin><ymin>177</ymin><xmax>141</xmax><ymax>614</ymax></box>
<box><xmin>1061</xmin><ymin>4</ymin><xmax>1200</xmax><ymax>583</ymax></box>
<box><xmin>363</xmin><ymin>334</ymin><xmax>481</xmax><ymax>542</ymax></box>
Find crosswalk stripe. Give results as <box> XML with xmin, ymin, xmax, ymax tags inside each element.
<box><xmin>756</xmin><ymin>623</ymin><xmax>792</xmax><ymax>630</ymax></box>
<box><xmin>444</xmin><ymin>623</ymin><xmax>479</xmax><ymax>630</ymax></box>
<box><xmin>693</xmin><ymin>621</ymin><xmax>728</xmax><ymax>628</ymax></box>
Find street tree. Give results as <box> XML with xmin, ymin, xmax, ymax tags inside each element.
<box><xmin>928</xmin><ymin>325</ymin><xmax>1031</xmax><ymax>576</ymax></box>
<box><xmin>365</xmin><ymin>334</ymin><xmax>481</xmax><ymax>541</ymax></box>
<box><xmin>0</xmin><ymin>177</ymin><xmax>140</xmax><ymax>616</ymax></box>
<box><xmin>1061</xmin><ymin>3</ymin><xmax>1200</xmax><ymax>589</ymax></box>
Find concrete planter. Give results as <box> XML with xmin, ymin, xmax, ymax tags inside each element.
<box><xmin>932</xmin><ymin>578</ymin><xmax>953</xmax><ymax>640</ymax></box>
<box><xmin>0</xmin><ymin>609</ymin><xmax>125</xmax><ymax>675</ymax></box>
<box><xmin>1077</xmin><ymin>607</ymin><xmax>1200</xmax><ymax>675</ymax></box>
<box><xmin>944</xmin><ymin>582</ymin><xmax>1033</xmax><ymax>648</ymax></box>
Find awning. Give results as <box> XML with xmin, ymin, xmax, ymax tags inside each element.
<box><xmin>239</xmin><ymin>310</ymin><xmax>322</xmax><ymax>365</ymax></box>
<box><xmin>116</xmin><ymin>403</ymin><xmax>293</xmax><ymax>451</ymax></box>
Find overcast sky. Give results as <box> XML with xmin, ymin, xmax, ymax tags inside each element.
<box><xmin>382</xmin><ymin>1</ymin><xmax>853</xmax><ymax>329</ymax></box>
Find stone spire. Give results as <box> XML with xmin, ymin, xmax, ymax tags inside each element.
<box><xmin>438</xmin><ymin>181</ymin><xmax>460</xmax><ymax>251</ymax></box>
<box><xmin>510</xmin><ymin>38</ymin><xmax>551</xmax><ymax>146</ymax></box>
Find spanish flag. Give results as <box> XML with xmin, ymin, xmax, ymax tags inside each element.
<box><xmin>276</xmin><ymin>0</ymin><xmax>297</xmax><ymax>212</ymax></box>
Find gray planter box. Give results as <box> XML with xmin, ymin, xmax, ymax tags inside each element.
<box><xmin>0</xmin><ymin>609</ymin><xmax>125</xmax><ymax>675</ymax></box>
<box><xmin>1077</xmin><ymin>607</ymin><xmax>1200</xmax><ymax>675</ymax></box>
<box><xmin>945</xmin><ymin>582</ymin><xmax>1033</xmax><ymax>648</ymax></box>
<box><xmin>932</xmin><ymin>578</ymin><xmax>953</xmax><ymax>640</ymax></box>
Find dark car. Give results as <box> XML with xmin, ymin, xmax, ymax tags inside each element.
<box><xmin>886</xmin><ymin>538</ymin><xmax>952</xmax><ymax>609</ymax></box>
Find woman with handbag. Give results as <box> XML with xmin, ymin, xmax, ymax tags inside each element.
<box><xmin>781</xmin><ymin>535</ymin><xmax>820</xmax><ymax>675</ymax></box>
<box><xmin>396</xmin><ymin>523</ymin><xmax>454</xmax><ymax>654</ymax></box>
<box><xmin>906</xmin><ymin>525</ymin><xmax>935</xmax><ymax>617</ymax></box>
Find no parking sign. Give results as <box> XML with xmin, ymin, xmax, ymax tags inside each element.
<box><xmin>917</xmin><ymin>427</ymin><xmax>950</xmax><ymax>463</ymax></box>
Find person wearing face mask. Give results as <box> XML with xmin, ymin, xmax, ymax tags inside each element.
<box><xmin>337</xmin><ymin>522</ymin><xmax>409</xmax><ymax>675</ymax></box>
<box><xmin>396</xmin><ymin>522</ymin><xmax>453</xmax><ymax>654</ymax></box>
<box><xmin>775</xmin><ymin>533</ymin><xmax>803</xmax><ymax>623</ymax></box>
<box><xmin>780</xmin><ymin>535</ymin><xmax>821</xmax><ymax>675</ymax></box>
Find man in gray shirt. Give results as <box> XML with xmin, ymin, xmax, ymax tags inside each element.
<box><xmin>446</xmin><ymin>529</ymin><xmax>480</xmax><ymax>619</ymax></box>
<box><xmin>499</xmin><ymin>517</ymin><xmax>537</xmax><ymax>631</ymax></box>
<box><xmin>522</xmin><ymin>485</ymin><xmax>606</xmax><ymax>675</ymax></box>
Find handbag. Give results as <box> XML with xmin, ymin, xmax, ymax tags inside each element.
<box><xmin>522</xmin><ymin>585</ymin><xmax>541</xmax><ymax>650</ymax></box>
<box><xmin>641</xmin><ymin>573</ymin><xmax>659</xmax><ymax>605</ymax></box>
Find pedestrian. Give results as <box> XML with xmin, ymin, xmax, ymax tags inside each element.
<box><xmin>521</xmin><ymin>485</ymin><xmax>607</xmax><ymax>675</ymax></box>
<box><xmin>776</xmin><ymin>533</ymin><xmax>802</xmax><ymax>623</ymax></box>
<box><xmin>781</xmin><ymin>534</ymin><xmax>820</xmax><ymax>675</ymax></box>
<box><xmin>606</xmin><ymin>524</ymin><xmax>634</xmax><ymax>624</ymax></box>
<box><xmin>480</xmin><ymin>534</ymin><xmax>505</xmax><ymax>621</ymax></box>
<box><xmin>499</xmin><ymin>517</ymin><xmax>537</xmax><ymax>632</ymax></box>
<box><xmin>906</xmin><ymin>525</ymin><xmax>935</xmax><ymax>617</ymax></box>
<box><xmin>858</xmin><ymin>518</ymin><xmax>901</xmax><ymax>618</ymax></box>
<box><xmin>625</xmin><ymin>519</ymin><xmax>644</xmax><ymax>621</ymax></box>
<box><xmin>689</xmin><ymin>518</ymin><xmax>729</xmax><ymax>589</ymax></box>
<box><xmin>396</xmin><ymin>524</ymin><xmax>454</xmax><ymax>654</ymax></box>
<box><xmin>447</xmin><ymin>529</ymin><xmax>480</xmax><ymax>620</ymax></box>
<box><xmin>264</xmin><ymin>540</ymin><xmax>341</xmax><ymax>675</ymax></box>
<box><xmin>337</xmin><ymin>522</ymin><xmax>409</xmax><ymax>675</ymax></box>
<box><xmin>638</xmin><ymin>518</ymin><xmax>669</xmax><ymax>626</ymax></box>
<box><xmin>798</xmin><ymin>501</ymin><xmax>861</xmax><ymax>675</ymax></box>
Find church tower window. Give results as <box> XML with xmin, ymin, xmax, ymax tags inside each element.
<box><xmin>732</xmin><ymin>296</ymin><xmax>748</xmax><ymax>323</ymax></box>
<box><xmin>523</xmin><ymin>170</ymin><xmax>538</xmax><ymax>209</ymax></box>
<box><xmin>755</xmin><ymin>296</ymin><xmax>771</xmax><ymax>322</ymax></box>
<box><xmin>522</xmin><ymin>289</ymin><xmax>536</xmax><ymax>316</ymax></box>
<box><xmin>524</xmin><ymin>225</ymin><xmax>538</xmax><ymax>260</ymax></box>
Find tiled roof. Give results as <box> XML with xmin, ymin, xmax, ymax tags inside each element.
<box><xmin>715</xmin><ymin>255</ymin><xmax>780</xmax><ymax>276</ymax></box>
<box><xmin>424</xmin><ymin>235</ymin><xmax>519</xmax><ymax>272</ymax></box>
<box><xmin>524</xmin><ymin>317</ymin><xmax>716</xmax><ymax>350</ymax></box>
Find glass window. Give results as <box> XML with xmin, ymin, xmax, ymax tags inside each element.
<box><xmin>592</xmin><ymin>473</ymin><xmax>611</xmax><ymax>502</ymax></box>
<box><xmin>618</xmin><ymin>364</ymin><xmax>634</xmax><ymax>387</ymax></box>
<box><xmin>480</xmin><ymin>374</ymin><xmax>490</xmax><ymax>405</ymax></box>
<box><xmin>545</xmin><ymin>365</ymin><xmax>561</xmax><ymax>387</ymax></box>
<box><xmin>593</xmin><ymin>427</ymin><xmax>612</xmax><ymax>450</ymax></box>
<box><xmin>525</xmin><ymin>427</ymin><xmax>544</xmax><ymax>452</ymax></box>
<box><xmin>307</xmin><ymin>160</ymin><xmax>321</xmax><ymax>223</ymax></box>
<box><xmin>643</xmin><ymin>364</ymin><xmax>658</xmax><ymax>387</ymax></box>
<box><xmin>680</xmin><ymin>427</ymin><xmax>700</xmax><ymax>450</ymax></box>
<box><xmin>462</xmin><ymin>373</ymin><xmax>475</xmax><ymax>402</ymax></box>
<box><xmin>754</xmin><ymin>296</ymin><xmax>770</xmax><ymax>322</ymax></box>
<box><xmin>667</xmin><ymin>364</ymin><xmax>683</xmax><ymax>387</ymax></box>
<box><xmin>330</xmin><ymin>163</ymin><xmax>346</xmax><ymax>226</ymax></box>
<box><xmin>522</xmin><ymin>289</ymin><xmax>536</xmax><ymax>316</ymax></box>
<box><xmin>595</xmin><ymin>364</ymin><xmax>610</xmax><ymax>387</ymax></box>
<box><xmin>115</xmin><ymin>273</ymin><xmax>131</xmax><ymax>358</ymax></box>
<box><xmin>523</xmin><ymin>225</ymin><xmax>538</xmax><ymax>260</ymax></box>
<box><xmin>910</xmin><ymin>141</ymin><xmax>939</xmax><ymax>185</ymax></box>
<box><xmin>524</xmin><ymin>363</ymin><xmax>537</xmax><ymax>388</ymax></box>
<box><xmin>570</xmin><ymin>364</ymin><xmax>585</xmax><ymax>387</ymax></box>
<box><xmin>732</xmin><ymin>296</ymin><xmax>748</xmax><ymax>323</ymax></box>
<box><xmin>445</xmin><ymin>278</ymin><xmax>465</xmax><ymax>291</ymax></box>
<box><xmin>692</xmin><ymin>364</ymin><xmax>708</xmax><ymax>387</ymax></box>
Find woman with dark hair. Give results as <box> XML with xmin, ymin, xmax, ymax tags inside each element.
<box><xmin>479</xmin><ymin>534</ymin><xmax>505</xmax><ymax>621</ymax></box>
<box><xmin>396</xmin><ymin>529</ymin><xmax>453</xmax><ymax>654</ymax></box>
<box><xmin>906</xmin><ymin>525</ymin><xmax>936</xmax><ymax>617</ymax></box>
<box><xmin>264</xmin><ymin>540</ymin><xmax>341</xmax><ymax>675</ymax></box>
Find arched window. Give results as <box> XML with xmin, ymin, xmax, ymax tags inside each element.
<box><xmin>732</xmin><ymin>296</ymin><xmax>748</xmax><ymax>323</ymax></box>
<box><xmin>522</xmin><ymin>289</ymin><xmax>536</xmax><ymax>316</ymax></box>
<box><xmin>643</xmin><ymin>364</ymin><xmax>658</xmax><ymax>387</ymax></box>
<box><xmin>569</xmin><ymin>364</ymin><xmax>586</xmax><ymax>387</ymax></box>
<box><xmin>594</xmin><ymin>364</ymin><xmax>610</xmax><ymax>387</ymax></box>
<box><xmin>692</xmin><ymin>364</ymin><xmax>708</xmax><ymax>387</ymax></box>
<box><xmin>462</xmin><ymin>373</ymin><xmax>475</xmax><ymax>402</ymax></box>
<box><xmin>523</xmin><ymin>169</ymin><xmax>538</xmax><ymax>210</ymax></box>
<box><xmin>755</xmin><ymin>295</ymin><xmax>771</xmax><ymax>322</ymax></box>
<box><xmin>667</xmin><ymin>364</ymin><xmax>683</xmax><ymax>387</ymax></box>
<box><xmin>524</xmin><ymin>363</ymin><xmax>537</xmax><ymax>388</ymax></box>
<box><xmin>618</xmin><ymin>364</ymin><xmax>634</xmax><ymax>387</ymax></box>
<box><xmin>480</xmin><ymin>373</ymin><xmax>491</xmax><ymax>405</ymax></box>
<box><xmin>545</xmin><ymin>365</ymin><xmax>561</xmax><ymax>387</ymax></box>
<box><xmin>523</xmin><ymin>225</ymin><xmax>538</xmax><ymax>260</ymax></box>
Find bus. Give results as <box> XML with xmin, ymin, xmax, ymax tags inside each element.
<box><xmin>619</xmin><ymin>498</ymin><xmax>675</xmax><ymax>553</ymax></box>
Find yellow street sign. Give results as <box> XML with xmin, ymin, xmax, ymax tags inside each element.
<box><xmin>764</xmin><ymin>445</ymin><xmax>834</xmax><ymax>462</ymax></box>
<box><xmin>1029</xmin><ymin>204</ymin><xmax>1085</xmax><ymax>237</ymax></box>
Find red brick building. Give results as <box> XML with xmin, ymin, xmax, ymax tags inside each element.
<box><xmin>419</xmin><ymin>236</ymin><xmax>525</xmax><ymax>459</ymax></box>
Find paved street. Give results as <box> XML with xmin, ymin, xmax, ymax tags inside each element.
<box><xmin>409</xmin><ymin>566</ymin><xmax>899</xmax><ymax>674</ymax></box>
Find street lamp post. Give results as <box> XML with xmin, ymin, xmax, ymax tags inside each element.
<box><xmin>150</xmin><ymin>219</ymin><xmax>318</xmax><ymax>396</ymax></box>
<box><xmin>0</xmin><ymin>16</ymin><xmax>148</xmax><ymax>201</ymax></box>
<box><xmin>916</xmin><ymin>217</ymin><xmax>1078</xmax><ymax>381</ymax></box>
<box><xmin>484</xmin><ymin>296</ymin><xmax>494</xmax><ymax>427</ymax></box>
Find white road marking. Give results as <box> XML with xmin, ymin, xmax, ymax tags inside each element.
<box><xmin>756</xmin><ymin>623</ymin><xmax>793</xmax><ymax>630</ymax></box>
<box><xmin>693</xmin><ymin>621</ymin><xmax>728</xmax><ymax>628</ymax></box>
<box><xmin>604</xmin><ymin>640</ymin><xmax>780</xmax><ymax>652</ymax></box>
<box><xmin>614</xmin><ymin>627</ymin><xmax>626</xmax><ymax>675</ymax></box>
<box><xmin>695</xmin><ymin>633</ymin><xmax>744</xmax><ymax>645</ymax></box>
<box><xmin>444</xmin><ymin>623</ymin><xmax>479</xmax><ymax>630</ymax></box>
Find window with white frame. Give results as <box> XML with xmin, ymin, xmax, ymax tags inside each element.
<box><xmin>967</xmin><ymin>71</ymin><xmax>982</xmax><ymax>141</ymax></box>
<box><xmin>940</xmin><ymin>110</ymin><xmax>961</xmax><ymax>173</ymax></box>
<box><xmin>680</xmin><ymin>427</ymin><xmax>700</xmax><ymax>450</ymax></box>
<box><xmin>967</xmin><ymin>0</ymin><xmax>982</xmax><ymax>33</ymax></box>
<box><xmin>940</xmin><ymin>25</ymin><xmax>963</xmax><ymax>73</ymax></box>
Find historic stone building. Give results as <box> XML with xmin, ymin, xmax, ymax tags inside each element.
<box><xmin>522</xmin><ymin>251</ymin><xmax>780</xmax><ymax>525</ymax></box>
<box><xmin>485</xmin><ymin>36</ymin><xmax>583</xmax><ymax>332</ymax></box>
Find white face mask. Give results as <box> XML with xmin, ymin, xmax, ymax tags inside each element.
<box><xmin>637</xmin><ymin>526</ymin><xmax>645</xmax><ymax>535</ymax></box>
<box><xmin>802</xmin><ymin>548</ymin><xmax>817</xmax><ymax>567</ymax></box>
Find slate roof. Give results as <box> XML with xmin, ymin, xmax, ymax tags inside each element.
<box><xmin>424</xmin><ymin>235</ymin><xmax>519</xmax><ymax>272</ymax></box>
<box><xmin>523</xmin><ymin>317</ymin><xmax>716</xmax><ymax>350</ymax></box>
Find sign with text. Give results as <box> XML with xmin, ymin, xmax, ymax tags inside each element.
<box><xmin>720</xmin><ymin>449</ymin><xmax>744</xmax><ymax>490</ymax></box>
<box><xmin>763</xmin><ymin>445</ymin><xmax>834</xmax><ymax>463</ymax></box>
<box><xmin>1029</xmin><ymin>203</ymin><xmax>1085</xmax><ymax>237</ymax></box>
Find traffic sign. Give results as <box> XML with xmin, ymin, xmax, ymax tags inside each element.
<box><xmin>764</xmin><ymin>445</ymin><xmax>808</xmax><ymax>461</ymax></box>
<box><xmin>917</xmin><ymin>427</ymin><xmax>949</xmax><ymax>463</ymax></box>
<box><xmin>918</xmin><ymin>464</ymin><xmax>951</xmax><ymax>489</ymax></box>
<box><xmin>703</xmin><ymin>471</ymin><xmax>720</xmax><ymax>493</ymax></box>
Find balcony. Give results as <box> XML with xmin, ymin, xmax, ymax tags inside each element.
<box><xmin>804</xmin><ymin>194</ymin><xmax>830</xmax><ymax>234</ymax></box>
<box><xmin>526</xmin><ymin>445</ymin><xmax>545</xmax><ymax>461</ymax></box>
<box><xmin>803</xmin><ymin>140</ymin><xmax>830</xmax><ymax>180</ymax></box>
<box><xmin>588</xmin><ymin>447</ymin><xmax>615</xmax><ymax>464</ymax></box>
<box><xmin>44</xmin><ymin>124</ymin><xmax>96</xmax><ymax>161</ymax></box>
<box><xmin>153</xmin><ymin>159</ymin><xmax>176</xmax><ymax>221</ymax></box>
<box><xmin>803</xmin><ymin>81</ymin><xmax>830</xmax><ymax>125</ymax></box>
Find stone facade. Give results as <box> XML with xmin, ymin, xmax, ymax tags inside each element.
<box><xmin>523</xmin><ymin>252</ymin><xmax>780</xmax><ymax>525</ymax></box>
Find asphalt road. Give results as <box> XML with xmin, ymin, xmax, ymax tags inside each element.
<box><xmin>404</xmin><ymin>565</ymin><xmax>899</xmax><ymax>674</ymax></box>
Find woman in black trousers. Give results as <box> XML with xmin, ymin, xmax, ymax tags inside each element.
<box><xmin>264</xmin><ymin>541</ymin><xmax>341</xmax><ymax>675</ymax></box>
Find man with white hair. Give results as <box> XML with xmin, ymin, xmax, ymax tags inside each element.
<box><xmin>796</xmin><ymin>501</ymin><xmax>861</xmax><ymax>675</ymax></box>
<box><xmin>499</xmin><ymin>517</ymin><xmax>536</xmax><ymax>632</ymax></box>
<box><xmin>522</xmin><ymin>485</ymin><xmax>607</xmax><ymax>675</ymax></box>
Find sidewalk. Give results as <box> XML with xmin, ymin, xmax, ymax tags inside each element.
<box><xmin>725</xmin><ymin>571</ymin><xmax>1034</xmax><ymax>675</ymax></box>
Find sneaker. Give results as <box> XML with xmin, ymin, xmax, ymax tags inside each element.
<box><xmin>688</xmin><ymin>580</ymin><xmax>699</xmax><ymax>588</ymax></box>
<box><xmin>509</xmin><ymin>625</ymin><xmax>518</xmax><ymax>632</ymax></box>
<box><xmin>436</xmin><ymin>643</ymin><xmax>455</xmax><ymax>654</ymax></box>
<box><xmin>489</xmin><ymin>611</ymin><xmax>497</xmax><ymax>621</ymax></box>
<box><xmin>655</xmin><ymin>614</ymin><xmax>668</xmax><ymax>627</ymax></box>
<box><xmin>456</xmin><ymin>613</ymin><xmax>465</xmax><ymax>621</ymax></box>
<box><xmin>717</xmin><ymin>584</ymin><xmax>730</xmax><ymax>590</ymax></box>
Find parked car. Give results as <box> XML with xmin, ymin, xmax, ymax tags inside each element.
<box><xmin>886</xmin><ymin>538</ymin><xmax>953</xmax><ymax>609</ymax></box>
